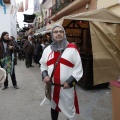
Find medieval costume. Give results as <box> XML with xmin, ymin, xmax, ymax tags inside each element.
<box><xmin>40</xmin><ymin>25</ymin><xmax>83</xmax><ymax>120</ymax></box>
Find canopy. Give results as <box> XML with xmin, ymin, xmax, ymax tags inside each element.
<box><xmin>47</xmin><ymin>8</ymin><xmax>120</xmax><ymax>86</ymax></box>
<box><xmin>47</xmin><ymin>8</ymin><xmax>120</xmax><ymax>30</ymax></box>
<box><xmin>63</xmin><ymin>8</ymin><xmax>120</xmax><ymax>23</ymax></box>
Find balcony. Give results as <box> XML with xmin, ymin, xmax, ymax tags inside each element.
<box><xmin>51</xmin><ymin>0</ymin><xmax>74</xmax><ymax>16</ymax></box>
<box><xmin>44</xmin><ymin>17</ymin><xmax>51</xmax><ymax>26</ymax></box>
<box><xmin>50</xmin><ymin>0</ymin><xmax>91</xmax><ymax>21</ymax></box>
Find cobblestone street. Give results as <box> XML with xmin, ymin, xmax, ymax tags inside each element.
<box><xmin>0</xmin><ymin>60</ymin><xmax>112</xmax><ymax>120</ymax></box>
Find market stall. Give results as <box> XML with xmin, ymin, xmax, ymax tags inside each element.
<box><xmin>47</xmin><ymin>8</ymin><xmax>120</xmax><ymax>89</ymax></box>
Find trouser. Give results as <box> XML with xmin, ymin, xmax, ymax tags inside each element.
<box><xmin>34</xmin><ymin>55</ymin><xmax>37</xmax><ymax>63</ymax></box>
<box><xmin>4</xmin><ymin>67</ymin><xmax>17</xmax><ymax>87</ymax></box>
<box><xmin>14</xmin><ymin>52</ymin><xmax>17</xmax><ymax>65</ymax></box>
<box><xmin>25</xmin><ymin>53</ymin><xmax>32</xmax><ymax>66</ymax></box>
<box><xmin>51</xmin><ymin>108</ymin><xmax>59</xmax><ymax>120</ymax></box>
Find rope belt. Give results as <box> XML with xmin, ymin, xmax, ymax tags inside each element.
<box><xmin>52</xmin><ymin>83</ymin><xmax>64</xmax><ymax>87</ymax></box>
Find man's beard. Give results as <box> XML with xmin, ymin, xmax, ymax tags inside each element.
<box><xmin>3</xmin><ymin>39</ymin><xmax>9</xmax><ymax>43</ymax></box>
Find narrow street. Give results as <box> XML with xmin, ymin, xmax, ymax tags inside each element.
<box><xmin>0</xmin><ymin>59</ymin><xmax>112</xmax><ymax>120</ymax></box>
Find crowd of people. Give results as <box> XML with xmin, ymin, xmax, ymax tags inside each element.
<box><xmin>0</xmin><ymin>32</ymin><xmax>19</xmax><ymax>90</ymax></box>
<box><xmin>0</xmin><ymin>24</ymin><xmax>83</xmax><ymax>120</ymax></box>
<box><xmin>18</xmin><ymin>33</ymin><xmax>52</xmax><ymax>67</ymax></box>
<box><xmin>0</xmin><ymin>31</ymin><xmax>52</xmax><ymax>89</ymax></box>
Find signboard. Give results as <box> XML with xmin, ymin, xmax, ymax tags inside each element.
<box><xmin>23</xmin><ymin>14</ymin><xmax>36</xmax><ymax>23</ymax></box>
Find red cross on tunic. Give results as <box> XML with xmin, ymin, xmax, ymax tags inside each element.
<box><xmin>46</xmin><ymin>43</ymin><xmax>80</xmax><ymax>114</ymax></box>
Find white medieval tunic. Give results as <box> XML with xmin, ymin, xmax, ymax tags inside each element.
<box><xmin>40</xmin><ymin>43</ymin><xmax>83</xmax><ymax>119</ymax></box>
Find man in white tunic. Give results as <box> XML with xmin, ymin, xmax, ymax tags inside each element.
<box><xmin>40</xmin><ymin>24</ymin><xmax>83</xmax><ymax>120</ymax></box>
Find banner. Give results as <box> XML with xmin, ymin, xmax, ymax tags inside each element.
<box><xmin>18</xmin><ymin>1</ymin><xmax>24</xmax><ymax>12</ymax></box>
<box><xmin>34</xmin><ymin>0</ymin><xmax>40</xmax><ymax>13</ymax></box>
<box><xmin>25</xmin><ymin>0</ymin><xmax>29</xmax><ymax>11</ymax></box>
<box><xmin>0</xmin><ymin>0</ymin><xmax>6</xmax><ymax>14</ymax></box>
<box><xmin>10</xmin><ymin>5</ymin><xmax>13</xmax><ymax>14</ymax></box>
<box><xmin>13</xmin><ymin>4</ymin><xmax>19</xmax><ymax>18</ymax></box>
<box><xmin>23</xmin><ymin>14</ymin><xmax>36</xmax><ymax>23</ymax></box>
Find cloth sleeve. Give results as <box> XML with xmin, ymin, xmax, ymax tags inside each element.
<box><xmin>71</xmin><ymin>49</ymin><xmax>83</xmax><ymax>82</ymax></box>
<box><xmin>39</xmin><ymin>48</ymin><xmax>48</xmax><ymax>74</ymax></box>
<box><xmin>66</xmin><ymin>75</ymin><xmax>77</xmax><ymax>87</ymax></box>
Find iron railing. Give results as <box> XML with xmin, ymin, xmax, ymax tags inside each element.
<box><xmin>51</xmin><ymin>0</ymin><xmax>74</xmax><ymax>16</ymax></box>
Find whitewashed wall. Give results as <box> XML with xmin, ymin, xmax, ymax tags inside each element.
<box><xmin>43</xmin><ymin>0</ymin><xmax>52</xmax><ymax>18</ymax></box>
<box><xmin>0</xmin><ymin>0</ymin><xmax>17</xmax><ymax>39</ymax></box>
<box><xmin>10</xmin><ymin>0</ymin><xmax>17</xmax><ymax>40</ymax></box>
<box><xmin>0</xmin><ymin>5</ymin><xmax>11</xmax><ymax>36</ymax></box>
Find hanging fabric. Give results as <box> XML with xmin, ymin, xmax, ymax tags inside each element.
<box><xmin>0</xmin><ymin>0</ymin><xmax>6</xmax><ymax>14</ymax></box>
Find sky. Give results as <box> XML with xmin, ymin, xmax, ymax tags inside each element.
<box><xmin>16</xmin><ymin>0</ymin><xmax>42</xmax><ymax>28</ymax></box>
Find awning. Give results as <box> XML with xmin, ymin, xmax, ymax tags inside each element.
<box><xmin>38</xmin><ymin>30</ymin><xmax>51</xmax><ymax>35</ymax></box>
<box><xmin>64</xmin><ymin>8</ymin><xmax>120</xmax><ymax>23</ymax></box>
<box><xmin>34</xmin><ymin>33</ymin><xmax>40</xmax><ymax>35</ymax></box>
<box><xmin>46</xmin><ymin>8</ymin><xmax>120</xmax><ymax>30</ymax></box>
<box><xmin>46</xmin><ymin>19</ymin><xmax>64</xmax><ymax>30</ymax></box>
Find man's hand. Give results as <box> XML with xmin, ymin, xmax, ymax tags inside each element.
<box><xmin>63</xmin><ymin>82</ymin><xmax>70</xmax><ymax>89</ymax></box>
<box><xmin>43</xmin><ymin>76</ymin><xmax>50</xmax><ymax>83</ymax></box>
<box><xmin>8</xmin><ymin>45</ymin><xmax>13</xmax><ymax>50</ymax></box>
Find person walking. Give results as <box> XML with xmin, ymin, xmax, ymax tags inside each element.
<box><xmin>9</xmin><ymin>36</ymin><xmax>18</xmax><ymax>65</ymax></box>
<box><xmin>0</xmin><ymin>32</ymin><xmax>19</xmax><ymax>90</ymax></box>
<box><xmin>36</xmin><ymin>40</ymin><xmax>43</xmax><ymax>65</ymax></box>
<box><xmin>40</xmin><ymin>24</ymin><xmax>83</xmax><ymax>120</ymax></box>
<box><xmin>23</xmin><ymin>35</ymin><xmax>34</xmax><ymax>68</ymax></box>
